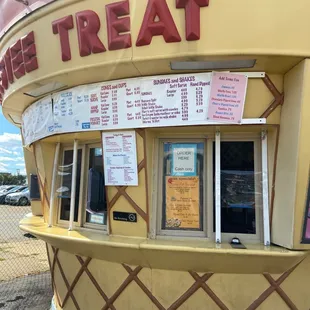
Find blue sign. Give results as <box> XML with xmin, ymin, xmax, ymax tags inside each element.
<box><xmin>171</xmin><ymin>144</ymin><xmax>197</xmax><ymax>176</ymax></box>
<box><xmin>82</xmin><ymin>122</ymin><xmax>91</xmax><ymax>129</ymax></box>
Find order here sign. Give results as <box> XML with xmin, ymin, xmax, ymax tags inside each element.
<box><xmin>172</xmin><ymin>144</ymin><xmax>197</xmax><ymax>177</ymax></box>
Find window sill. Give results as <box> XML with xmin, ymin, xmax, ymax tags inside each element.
<box><xmin>20</xmin><ymin>214</ymin><xmax>308</xmax><ymax>274</ymax></box>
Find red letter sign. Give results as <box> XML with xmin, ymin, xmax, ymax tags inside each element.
<box><xmin>76</xmin><ymin>10</ymin><xmax>106</xmax><ymax>57</ymax></box>
<box><xmin>4</xmin><ymin>49</ymin><xmax>13</xmax><ymax>84</ymax></box>
<box><xmin>176</xmin><ymin>0</ymin><xmax>209</xmax><ymax>41</ymax></box>
<box><xmin>136</xmin><ymin>0</ymin><xmax>181</xmax><ymax>46</ymax></box>
<box><xmin>106</xmin><ymin>0</ymin><xmax>132</xmax><ymax>51</ymax></box>
<box><xmin>10</xmin><ymin>40</ymin><xmax>25</xmax><ymax>79</ymax></box>
<box><xmin>21</xmin><ymin>31</ymin><xmax>38</xmax><ymax>73</ymax></box>
<box><xmin>52</xmin><ymin>15</ymin><xmax>74</xmax><ymax>62</ymax></box>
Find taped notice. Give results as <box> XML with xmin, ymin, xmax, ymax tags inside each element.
<box><xmin>165</xmin><ymin>176</ymin><xmax>200</xmax><ymax>229</ymax></box>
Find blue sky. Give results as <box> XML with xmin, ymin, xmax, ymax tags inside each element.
<box><xmin>0</xmin><ymin>107</ymin><xmax>26</xmax><ymax>175</ymax></box>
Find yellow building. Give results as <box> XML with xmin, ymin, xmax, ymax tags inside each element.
<box><xmin>1</xmin><ymin>0</ymin><xmax>310</xmax><ymax>309</ymax></box>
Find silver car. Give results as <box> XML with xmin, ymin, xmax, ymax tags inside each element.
<box><xmin>5</xmin><ymin>188</ymin><xmax>30</xmax><ymax>206</ymax></box>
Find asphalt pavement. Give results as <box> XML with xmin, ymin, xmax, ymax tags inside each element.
<box><xmin>0</xmin><ymin>205</ymin><xmax>53</xmax><ymax>310</ymax></box>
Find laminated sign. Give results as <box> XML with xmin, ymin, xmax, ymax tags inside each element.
<box><xmin>171</xmin><ymin>144</ymin><xmax>197</xmax><ymax>177</ymax></box>
<box><xmin>165</xmin><ymin>177</ymin><xmax>200</xmax><ymax>229</ymax></box>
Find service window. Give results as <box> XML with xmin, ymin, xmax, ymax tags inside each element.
<box><xmin>157</xmin><ymin>140</ymin><xmax>207</xmax><ymax>237</ymax></box>
<box><xmin>84</xmin><ymin>145</ymin><xmax>107</xmax><ymax>228</ymax></box>
<box><xmin>213</xmin><ymin>138</ymin><xmax>263</xmax><ymax>242</ymax></box>
<box><xmin>56</xmin><ymin>142</ymin><xmax>108</xmax><ymax>231</ymax></box>
<box><xmin>154</xmin><ymin>134</ymin><xmax>265</xmax><ymax>243</ymax></box>
<box><xmin>58</xmin><ymin>148</ymin><xmax>83</xmax><ymax>223</ymax></box>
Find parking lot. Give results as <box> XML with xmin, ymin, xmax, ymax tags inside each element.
<box><xmin>0</xmin><ymin>204</ymin><xmax>52</xmax><ymax>309</ymax></box>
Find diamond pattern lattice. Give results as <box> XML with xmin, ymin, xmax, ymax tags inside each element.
<box><xmin>46</xmin><ymin>245</ymin><xmax>301</xmax><ymax>310</ymax></box>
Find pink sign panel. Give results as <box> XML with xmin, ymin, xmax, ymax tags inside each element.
<box><xmin>207</xmin><ymin>72</ymin><xmax>248</xmax><ymax>124</ymax></box>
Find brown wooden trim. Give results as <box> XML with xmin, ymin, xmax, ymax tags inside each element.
<box><xmin>247</xmin><ymin>263</ymin><xmax>301</xmax><ymax>310</ymax></box>
<box><xmin>260</xmin><ymin>75</ymin><xmax>284</xmax><ymax>119</ymax></box>
<box><xmin>263</xmin><ymin>273</ymin><xmax>298</xmax><ymax>310</ymax></box>
<box><xmin>101</xmin><ymin>265</ymin><xmax>142</xmax><ymax>310</ymax></box>
<box><xmin>262</xmin><ymin>75</ymin><xmax>281</xmax><ymax>99</ymax></box>
<box><xmin>123</xmin><ymin>264</ymin><xmax>165</xmax><ymax>310</ymax></box>
<box><xmin>62</xmin><ymin>256</ymin><xmax>92</xmax><ymax>307</ymax></box>
<box><xmin>168</xmin><ymin>273</ymin><xmax>211</xmax><ymax>310</ymax></box>
<box><xmin>76</xmin><ymin>256</ymin><xmax>117</xmax><ymax>310</ymax></box>
<box><xmin>46</xmin><ymin>244</ymin><xmax>61</xmax><ymax>307</ymax></box>
<box><xmin>269</xmin><ymin>125</ymin><xmax>280</xmax><ymax>228</ymax></box>
<box><xmin>139</xmin><ymin>129</ymin><xmax>150</xmax><ymax>233</ymax></box>
<box><xmin>190</xmin><ymin>272</ymin><xmax>229</xmax><ymax>310</ymax></box>
<box><xmin>51</xmin><ymin>246</ymin><xmax>80</xmax><ymax>310</ymax></box>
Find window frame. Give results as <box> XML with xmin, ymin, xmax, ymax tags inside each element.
<box><xmin>56</xmin><ymin>144</ymin><xmax>86</xmax><ymax>229</ymax></box>
<box><xmin>81</xmin><ymin>142</ymin><xmax>108</xmax><ymax>232</ymax></box>
<box><xmin>152</xmin><ymin>132</ymin><xmax>265</xmax><ymax>244</ymax></box>
<box><xmin>153</xmin><ymin>137</ymin><xmax>209</xmax><ymax>239</ymax></box>
<box><xmin>212</xmin><ymin>134</ymin><xmax>263</xmax><ymax>243</ymax></box>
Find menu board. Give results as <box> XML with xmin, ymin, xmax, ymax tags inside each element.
<box><xmin>165</xmin><ymin>177</ymin><xmax>200</xmax><ymax>229</ymax></box>
<box><xmin>102</xmin><ymin>131</ymin><xmax>138</xmax><ymax>186</ymax></box>
<box><xmin>21</xmin><ymin>72</ymin><xmax>249</xmax><ymax>146</ymax></box>
<box><xmin>207</xmin><ymin>72</ymin><xmax>248</xmax><ymax>124</ymax></box>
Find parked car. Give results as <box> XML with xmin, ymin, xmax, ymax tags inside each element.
<box><xmin>0</xmin><ymin>185</ymin><xmax>16</xmax><ymax>194</ymax></box>
<box><xmin>0</xmin><ymin>186</ymin><xmax>27</xmax><ymax>204</ymax></box>
<box><xmin>5</xmin><ymin>188</ymin><xmax>30</xmax><ymax>206</ymax></box>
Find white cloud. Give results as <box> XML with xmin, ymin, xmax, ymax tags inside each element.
<box><xmin>0</xmin><ymin>133</ymin><xmax>21</xmax><ymax>143</ymax></box>
<box><xmin>0</xmin><ymin>156</ymin><xmax>25</xmax><ymax>162</ymax></box>
<box><xmin>0</xmin><ymin>167</ymin><xmax>9</xmax><ymax>173</ymax></box>
<box><xmin>16</xmin><ymin>163</ymin><xmax>25</xmax><ymax>167</ymax></box>
<box><xmin>0</xmin><ymin>133</ymin><xmax>24</xmax><ymax>174</ymax></box>
<box><xmin>0</xmin><ymin>147</ymin><xmax>12</xmax><ymax>154</ymax></box>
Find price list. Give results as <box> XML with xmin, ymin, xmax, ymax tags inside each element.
<box><xmin>53</xmin><ymin>91</ymin><xmax>74</xmax><ymax>132</ymax></box>
<box><xmin>102</xmin><ymin>131</ymin><xmax>138</xmax><ymax>186</ymax></box>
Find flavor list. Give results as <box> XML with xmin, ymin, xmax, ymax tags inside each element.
<box><xmin>207</xmin><ymin>73</ymin><xmax>248</xmax><ymax>124</ymax></box>
<box><xmin>102</xmin><ymin>131</ymin><xmax>138</xmax><ymax>186</ymax></box>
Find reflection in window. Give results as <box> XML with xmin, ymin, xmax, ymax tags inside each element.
<box><xmin>86</xmin><ymin>148</ymin><xmax>107</xmax><ymax>226</ymax></box>
<box><xmin>302</xmin><ymin>176</ymin><xmax>310</xmax><ymax>243</ymax></box>
<box><xmin>162</xmin><ymin>142</ymin><xmax>204</xmax><ymax>231</ymax></box>
<box><xmin>59</xmin><ymin>149</ymin><xmax>82</xmax><ymax>222</ymax></box>
<box><xmin>213</xmin><ymin>141</ymin><xmax>258</xmax><ymax>234</ymax></box>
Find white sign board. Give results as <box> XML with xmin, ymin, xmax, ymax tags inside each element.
<box><xmin>102</xmin><ymin>131</ymin><xmax>138</xmax><ymax>186</ymax></box>
<box><xmin>21</xmin><ymin>72</ymin><xmax>252</xmax><ymax>146</ymax></box>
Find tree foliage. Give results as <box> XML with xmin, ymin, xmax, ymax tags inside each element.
<box><xmin>0</xmin><ymin>173</ymin><xmax>27</xmax><ymax>185</ymax></box>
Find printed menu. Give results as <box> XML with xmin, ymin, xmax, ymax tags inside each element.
<box><xmin>22</xmin><ymin>72</ymin><xmax>249</xmax><ymax>145</ymax></box>
<box><xmin>102</xmin><ymin>131</ymin><xmax>138</xmax><ymax>186</ymax></box>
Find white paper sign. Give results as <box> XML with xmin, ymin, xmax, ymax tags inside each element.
<box><xmin>102</xmin><ymin>131</ymin><xmax>138</xmax><ymax>186</ymax></box>
<box><xmin>21</xmin><ymin>72</ymin><xmax>250</xmax><ymax>146</ymax></box>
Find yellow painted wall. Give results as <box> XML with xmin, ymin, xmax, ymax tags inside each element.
<box><xmin>0</xmin><ymin>0</ymin><xmax>299</xmax><ymax>122</ymax></box>
<box><xmin>47</xmin><ymin>244</ymin><xmax>310</xmax><ymax>310</ymax></box>
<box><xmin>272</xmin><ymin>59</ymin><xmax>310</xmax><ymax>250</ymax></box>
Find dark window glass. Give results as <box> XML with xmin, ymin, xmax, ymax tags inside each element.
<box><xmin>302</xmin><ymin>175</ymin><xmax>310</xmax><ymax>243</ymax></box>
<box><xmin>213</xmin><ymin>141</ymin><xmax>256</xmax><ymax>234</ymax></box>
<box><xmin>59</xmin><ymin>149</ymin><xmax>82</xmax><ymax>222</ymax></box>
<box><xmin>162</xmin><ymin>142</ymin><xmax>204</xmax><ymax>231</ymax></box>
<box><xmin>85</xmin><ymin>148</ymin><xmax>107</xmax><ymax>226</ymax></box>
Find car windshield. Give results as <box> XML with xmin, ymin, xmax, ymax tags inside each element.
<box><xmin>21</xmin><ymin>188</ymin><xmax>29</xmax><ymax>193</ymax></box>
<box><xmin>7</xmin><ymin>186</ymin><xmax>24</xmax><ymax>194</ymax></box>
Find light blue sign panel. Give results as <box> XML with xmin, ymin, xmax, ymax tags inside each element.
<box><xmin>171</xmin><ymin>144</ymin><xmax>197</xmax><ymax>176</ymax></box>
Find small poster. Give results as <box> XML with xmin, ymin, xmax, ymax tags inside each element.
<box><xmin>165</xmin><ymin>176</ymin><xmax>200</xmax><ymax>229</ymax></box>
<box><xmin>102</xmin><ymin>131</ymin><xmax>138</xmax><ymax>186</ymax></box>
<box><xmin>207</xmin><ymin>72</ymin><xmax>248</xmax><ymax>124</ymax></box>
<box><xmin>171</xmin><ymin>144</ymin><xmax>197</xmax><ymax>176</ymax></box>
